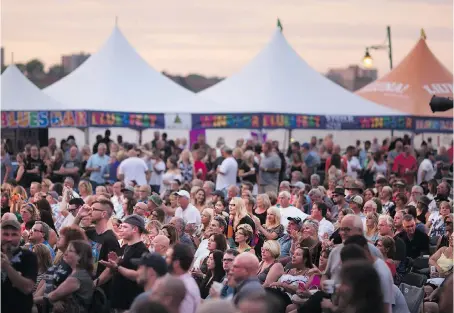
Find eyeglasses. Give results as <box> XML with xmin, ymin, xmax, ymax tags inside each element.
<box><xmin>223</xmin><ymin>258</ymin><xmax>234</xmax><ymax>262</ymax></box>
<box><xmin>339</xmin><ymin>227</ymin><xmax>352</xmax><ymax>232</ymax></box>
<box><xmin>31</xmin><ymin>228</ymin><xmax>43</xmax><ymax>233</ymax></box>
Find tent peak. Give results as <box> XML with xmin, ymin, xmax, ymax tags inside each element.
<box><xmin>420</xmin><ymin>28</ymin><xmax>427</xmax><ymax>40</ymax></box>
<box><xmin>277</xmin><ymin>18</ymin><xmax>283</xmax><ymax>32</ymax></box>
<box><xmin>115</xmin><ymin>16</ymin><xmax>118</xmax><ymax>27</ymax></box>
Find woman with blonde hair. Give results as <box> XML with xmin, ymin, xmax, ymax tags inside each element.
<box><xmin>77</xmin><ymin>180</ymin><xmax>93</xmax><ymax>201</ymax></box>
<box><xmin>142</xmin><ymin>220</ymin><xmax>163</xmax><ymax>249</ymax></box>
<box><xmin>200</xmin><ymin>208</ymin><xmax>215</xmax><ymax>235</ymax></box>
<box><xmin>235</xmin><ymin>224</ymin><xmax>255</xmax><ymax>254</ymax></box>
<box><xmin>257</xmin><ymin>240</ymin><xmax>285</xmax><ymax>287</ymax></box>
<box><xmin>365</xmin><ymin>212</ymin><xmax>380</xmax><ymax>243</ymax></box>
<box><xmin>227</xmin><ymin>197</ymin><xmax>255</xmax><ymax>247</ymax></box>
<box><xmin>255</xmin><ymin>193</ymin><xmax>271</xmax><ymax>224</ymax></box>
<box><xmin>178</xmin><ymin>149</ymin><xmax>195</xmax><ymax>183</ymax></box>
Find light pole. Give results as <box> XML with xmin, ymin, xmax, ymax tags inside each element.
<box><xmin>362</xmin><ymin>25</ymin><xmax>393</xmax><ymax>70</ymax></box>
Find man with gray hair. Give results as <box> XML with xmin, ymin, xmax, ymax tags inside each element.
<box><xmin>216</xmin><ymin>147</ymin><xmax>238</xmax><ymax>194</ymax></box>
<box><xmin>170</xmin><ymin>216</ymin><xmax>195</xmax><ymax>249</ymax></box>
<box><xmin>85</xmin><ymin>142</ymin><xmax>110</xmax><ymax>188</ymax></box>
<box><xmin>27</xmin><ymin>221</ymin><xmax>56</xmax><ymax>259</ymax></box>
<box><xmin>323</xmin><ymin>214</ymin><xmax>383</xmax><ymax>284</ymax></box>
<box><xmin>310</xmin><ymin>174</ymin><xmax>321</xmax><ymax>189</ymax></box>
<box><xmin>203</xmin><ymin>181</ymin><xmax>216</xmax><ymax>203</ymax></box>
<box><xmin>278</xmin><ymin>191</ymin><xmax>308</xmax><ymax>230</ymax></box>
<box><xmin>377</xmin><ymin>215</ymin><xmax>406</xmax><ymax>267</ymax></box>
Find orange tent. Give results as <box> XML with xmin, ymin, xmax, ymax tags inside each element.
<box><xmin>356</xmin><ymin>31</ymin><xmax>453</xmax><ymax>118</ymax></box>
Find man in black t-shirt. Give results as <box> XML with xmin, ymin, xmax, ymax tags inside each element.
<box><xmin>399</xmin><ymin>214</ymin><xmax>430</xmax><ymax>259</ymax></box>
<box><xmin>75</xmin><ymin>200</ymin><xmax>120</xmax><ymax>278</ymax></box>
<box><xmin>24</xmin><ymin>145</ymin><xmax>45</xmax><ymax>188</ymax></box>
<box><xmin>95</xmin><ymin>214</ymin><xmax>149</xmax><ymax>311</ymax></box>
<box><xmin>1</xmin><ymin>219</ymin><xmax>38</xmax><ymax>313</ymax></box>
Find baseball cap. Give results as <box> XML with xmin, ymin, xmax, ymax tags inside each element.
<box><xmin>301</xmin><ymin>143</ymin><xmax>310</xmax><ymax>150</ymax></box>
<box><xmin>394</xmin><ymin>180</ymin><xmax>406</xmax><ymax>187</ymax></box>
<box><xmin>348</xmin><ymin>195</ymin><xmax>364</xmax><ymax>206</ymax></box>
<box><xmin>333</xmin><ymin>186</ymin><xmax>345</xmax><ymax>196</ymax></box>
<box><xmin>123</xmin><ymin>214</ymin><xmax>148</xmax><ymax>233</ymax></box>
<box><xmin>131</xmin><ymin>252</ymin><xmax>168</xmax><ymax>276</ymax></box>
<box><xmin>1</xmin><ymin>219</ymin><xmax>21</xmax><ymax>230</ymax></box>
<box><xmin>121</xmin><ymin>185</ymin><xmax>135</xmax><ymax>193</ymax></box>
<box><xmin>287</xmin><ymin>216</ymin><xmax>303</xmax><ymax>225</ymax></box>
<box><xmin>291</xmin><ymin>182</ymin><xmax>305</xmax><ymax>189</ymax></box>
<box><xmin>47</xmin><ymin>191</ymin><xmax>59</xmax><ymax>201</ymax></box>
<box><xmin>212</xmin><ymin>190</ymin><xmax>225</xmax><ymax>198</ymax></box>
<box><xmin>418</xmin><ymin>195</ymin><xmax>431</xmax><ymax>207</ymax></box>
<box><xmin>174</xmin><ymin>190</ymin><xmax>190</xmax><ymax>198</ymax></box>
<box><xmin>148</xmin><ymin>194</ymin><xmax>163</xmax><ymax>206</ymax></box>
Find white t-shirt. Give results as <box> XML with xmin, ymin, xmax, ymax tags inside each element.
<box><xmin>417</xmin><ymin>159</ymin><xmax>435</xmax><ymax>185</ymax></box>
<box><xmin>347</xmin><ymin>157</ymin><xmax>361</xmax><ymax>179</ymax></box>
<box><xmin>279</xmin><ymin>206</ymin><xmax>308</xmax><ymax>231</ymax></box>
<box><xmin>175</xmin><ymin>203</ymin><xmax>201</xmax><ymax>226</ymax></box>
<box><xmin>318</xmin><ymin>217</ymin><xmax>335</xmax><ymax>241</ymax></box>
<box><xmin>118</xmin><ymin>157</ymin><xmax>149</xmax><ymax>186</ymax></box>
<box><xmin>215</xmin><ymin>156</ymin><xmax>238</xmax><ymax>190</ymax></box>
<box><xmin>149</xmin><ymin>159</ymin><xmax>166</xmax><ymax>186</ymax></box>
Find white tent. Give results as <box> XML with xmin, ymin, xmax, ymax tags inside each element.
<box><xmin>1</xmin><ymin>65</ymin><xmax>65</xmax><ymax>111</ymax></box>
<box><xmin>44</xmin><ymin>26</ymin><xmax>217</xmax><ymax>113</ymax></box>
<box><xmin>199</xmin><ymin>28</ymin><xmax>403</xmax><ymax>116</ymax></box>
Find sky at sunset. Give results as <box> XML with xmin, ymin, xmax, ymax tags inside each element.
<box><xmin>2</xmin><ymin>0</ymin><xmax>453</xmax><ymax>78</ymax></box>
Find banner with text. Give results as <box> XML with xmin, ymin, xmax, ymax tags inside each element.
<box><xmin>90</xmin><ymin>111</ymin><xmax>165</xmax><ymax>128</ymax></box>
<box><xmin>413</xmin><ymin>117</ymin><xmax>453</xmax><ymax>133</ymax></box>
<box><xmin>262</xmin><ymin>114</ymin><xmax>323</xmax><ymax>129</ymax></box>
<box><xmin>1</xmin><ymin>111</ymin><xmax>88</xmax><ymax>128</ymax></box>
<box><xmin>324</xmin><ymin>115</ymin><xmax>413</xmax><ymax>130</ymax></box>
<box><xmin>192</xmin><ymin>114</ymin><xmax>261</xmax><ymax>129</ymax></box>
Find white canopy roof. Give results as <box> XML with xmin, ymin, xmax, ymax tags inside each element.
<box><xmin>1</xmin><ymin>65</ymin><xmax>65</xmax><ymax>111</ymax></box>
<box><xmin>199</xmin><ymin>29</ymin><xmax>403</xmax><ymax>116</ymax></box>
<box><xmin>44</xmin><ymin>26</ymin><xmax>217</xmax><ymax>113</ymax></box>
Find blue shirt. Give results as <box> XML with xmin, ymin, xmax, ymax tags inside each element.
<box><xmin>278</xmin><ymin>234</ymin><xmax>292</xmax><ymax>257</ymax></box>
<box><xmin>86</xmin><ymin>153</ymin><xmax>110</xmax><ymax>184</ymax></box>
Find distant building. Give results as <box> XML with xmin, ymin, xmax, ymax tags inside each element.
<box><xmin>326</xmin><ymin>65</ymin><xmax>377</xmax><ymax>91</ymax></box>
<box><xmin>61</xmin><ymin>53</ymin><xmax>90</xmax><ymax>73</ymax></box>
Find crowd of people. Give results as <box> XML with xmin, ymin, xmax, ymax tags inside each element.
<box><xmin>1</xmin><ymin>130</ymin><xmax>453</xmax><ymax>313</ymax></box>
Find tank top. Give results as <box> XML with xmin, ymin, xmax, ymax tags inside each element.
<box><xmin>257</xmin><ymin>261</ymin><xmax>276</xmax><ymax>284</ymax></box>
<box><xmin>436</xmin><ymin>250</ymin><xmax>454</xmax><ymax>273</ymax></box>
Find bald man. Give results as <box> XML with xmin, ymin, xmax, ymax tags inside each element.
<box><xmin>151</xmin><ymin>235</ymin><xmax>170</xmax><ymax>257</ymax></box>
<box><xmin>231</xmin><ymin>253</ymin><xmax>264</xmax><ymax>305</ymax></box>
<box><xmin>150</xmin><ymin>276</ymin><xmax>187</xmax><ymax>313</ymax></box>
<box><xmin>133</xmin><ymin>202</ymin><xmax>149</xmax><ymax>219</ymax></box>
<box><xmin>323</xmin><ymin>214</ymin><xmax>383</xmax><ymax>285</ymax></box>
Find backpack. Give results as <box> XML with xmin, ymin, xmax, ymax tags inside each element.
<box><xmin>88</xmin><ymin>287</ymin><xmax>109</xmax><ymax>313</ymax></box>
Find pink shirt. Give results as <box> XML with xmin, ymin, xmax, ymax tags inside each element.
<box><xmin>178</xmin><ymin>273</ymin><xmax>201</xmax><ymax>313</ymax></box>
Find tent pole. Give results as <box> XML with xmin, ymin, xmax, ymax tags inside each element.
<box><xmin>288</xmin><ymin>129</ymin><xmax>292</xmax><ymax>150</ymax></box>
<box><xmin>138</xmin><ymin>129</ymin><xmax>143</xmax><ymax>145</ymax></box>
<box><xmin>84</xmin><ymin>128</ymin><xmax>89</xmax><ymax>146</ymax></box>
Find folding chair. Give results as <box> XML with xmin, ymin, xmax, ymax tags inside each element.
<box><xmin>401</xmin><ymin>272</ymin><xmax>427</xmax><ymax>287</ymax></box>
<box><xmin>399</xmin><ymin>283</ymin><xmax>424</xmax><ymax>313</ymax></box>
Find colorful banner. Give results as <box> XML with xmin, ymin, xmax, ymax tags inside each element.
<box><xmin>90</xmin><ymin>111</ymin><xmax>165</xmax><ymax>128</ymax></box>
<box><xmin>326</xmin><ymin>116</ymin><xmax>413</xmax><ymax>130</ymax></box>
<box><xmin>413</xmin><ymin>117</ymin><xmax>453</xmax><ymax>133</ymax></box>
<box><xmin>1</xmin><ymin>111</ymin><xmax>88</xmax><ymax>128</ymax></box>
<box><xmin>192</xmin><ymin>114</ymin><xmax>261</xmax><ymax>129</ymax></box>
<box><xmin>262</xmin><ymin>114</ymin><xmax>323</xmax><ymax>129</ymax></box>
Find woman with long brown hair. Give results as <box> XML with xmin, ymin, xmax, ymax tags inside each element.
<box><xmin>32</xmin><ymin>243</ymin><xmax>53</xmax><ymax>294</ymax></box>
<box><xmin>34</xmin><ymin>240</ymin><xmax>94</xmax><ymax>313</ymax></box>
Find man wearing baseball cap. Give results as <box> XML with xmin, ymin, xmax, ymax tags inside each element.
<box><xmin>96</xmin><ymin>214</ymin><xmax>149</xmax><ymax>311</ymax></box>
<box><xmin>1</xmin><ymin>220</ymin><xmax>38</xmax><ymax>313</ymax></box>
<box><xmin>174</xmin><ymin>190</ymin><xmax>201</xmax><ymax>226</ymax></box>
<box><xmin>129</xmin><ymin>252</ymin><xmax>168</xmax><ymax>311</ymax></box>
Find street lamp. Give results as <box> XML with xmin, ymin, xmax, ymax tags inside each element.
<box><xmin>362</xmin><ymin>25</ymin><xmax>393</xmax><ymax>70</ymax></box>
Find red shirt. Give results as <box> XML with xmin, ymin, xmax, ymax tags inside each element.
<box><xmin>392</xmin><ymin>153</ymin><xmax>417</xmax><ymax>184</ymax></box>
<box><xmin>448</xmin><ymin>146</ymin><xmax>453</xmax><ymax>164</ymax></box>
<box><xmin>194</xmin><ymin>160</ymin><xmax>207</xmax><ymax>181</ymax></box>
<box><xmin>325</xmin><ymin>155</ymin><xmax>348</xmax><ymax>173</ymax></box>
